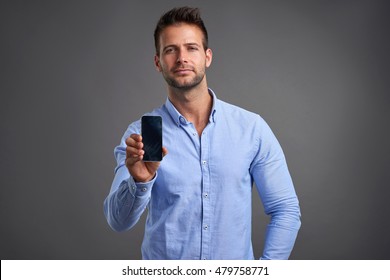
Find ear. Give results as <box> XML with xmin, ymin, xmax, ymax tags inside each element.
<box><xmin>154</xmin><ymin>54</ymin><xmax>162</xmax><ymax>72</ymax></box>
<box><xmin>205</xmin><ymin>48</ymin><xmax>213</xmax><ymax>68</ymax></box>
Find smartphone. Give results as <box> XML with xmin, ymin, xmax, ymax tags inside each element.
<box><xmin>141</xmin><ymin>115</ymin><xmax>163</xmax><ymax>162</ymax></box>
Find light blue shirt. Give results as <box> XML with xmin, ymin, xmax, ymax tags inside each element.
<box><xmin>104</xmin><ymin>89</ymin><xmax>301</xmax><ymax>260</ymax></box>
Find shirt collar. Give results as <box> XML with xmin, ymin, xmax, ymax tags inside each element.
<box><xmin>165</xmin><ymin>88</ymin><xmax>217</xmax><ymax>127</ymax></box>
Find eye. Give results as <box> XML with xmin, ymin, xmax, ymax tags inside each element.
<box><xmin>164</xmin><ymin>47</ymin><xmax>175</xmax><ymax>54</ymax></box>
<box><xmin>188</xmin><ymin>46</ymin><xmax>199</xmax><ymax>51</ymax></box>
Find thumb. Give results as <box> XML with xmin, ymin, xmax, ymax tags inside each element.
<box><xmin>162</xmin><ymin>147</ymin><xmax>169</xmax><ymax>158</ymax></box>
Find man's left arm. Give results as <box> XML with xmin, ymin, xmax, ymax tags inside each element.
<box><xmin>250</xmin><ymin>116</ymin><xmax>301</xmax><ymax>260</ymax></box>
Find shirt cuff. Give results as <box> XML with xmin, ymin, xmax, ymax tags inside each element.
<box><xmin>127</xmin><ymin>173</ymin><xmax>157</xmax><ymax>197</ymax></box>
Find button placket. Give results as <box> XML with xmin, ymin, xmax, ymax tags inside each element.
<box><xmin>200</xmin><ymin>125</ymin><xmax>211</xmax><ymax>260</ymax></box>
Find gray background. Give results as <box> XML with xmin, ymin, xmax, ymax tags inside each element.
<box><xmin>1</xmin><ymin>0</ymin><xmax>389</xmax><ymax>259</ymax></box>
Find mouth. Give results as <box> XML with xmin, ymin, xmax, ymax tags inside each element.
<box><xmin>173</xmin><ymin>67</ymin><xmax>194</xmax><ymax>75</ymax></box>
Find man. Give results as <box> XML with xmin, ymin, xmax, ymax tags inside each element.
<box><xmin>104</xmin><ymin>6</ymin><xmax>301</xmax><ymax>260</ymax></box>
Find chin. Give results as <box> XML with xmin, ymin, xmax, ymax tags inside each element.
<box><xmin>165</xmin><ymin>74</ymin><xmax>204</xmax><ymax>90</ymax></box>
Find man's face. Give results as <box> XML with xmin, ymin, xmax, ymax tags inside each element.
<box><xmin>154</xmin><ymin>23</ymin><xmax>212</xmax><ymax>90</ymax></box>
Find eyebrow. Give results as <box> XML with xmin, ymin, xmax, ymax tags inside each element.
<box><xmin>185</xmin><ymin>43</ymin><xmax>201</xmax><ymax>47</ymax></box>
<box><xmin>162</xmin><ymin>42</ymin><xmax>201</xmax><ymax>52</ymax></box>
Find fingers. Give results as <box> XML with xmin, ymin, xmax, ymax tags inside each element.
<box><xmin>125</xmin><ymin>134</ymin><xmax>142</xmax><ymax>147</ymax></box>
<box><xmin>125</xmin><ymin>134</ymin><xmax>169</xmax><ymax>165</ymax></box>
<box><xmin>126</xmin><ymin>146</ymin><xmax>144</xmax><ymax>158</ymax></box>
<box><xmin>125</xmin><ymin>134</ymin><xmax>144</xmax><ymax>165</ymax></box>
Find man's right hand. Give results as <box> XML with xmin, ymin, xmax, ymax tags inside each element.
<box><xmin>125</xmin><ymin>134</ymin><xmax>168</xmax><ymax>183</ymax></box>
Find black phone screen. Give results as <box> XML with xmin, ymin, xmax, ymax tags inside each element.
<box><xmin>141</xmin><ymin>116</ymin><xmax>162</xmax><ymax>162</ymax></box>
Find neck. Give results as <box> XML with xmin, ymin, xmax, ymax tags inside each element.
<box><xmin>167</xmin><ymin>81</ymin><xmax>212</xmax><ymax>135</ymax></box>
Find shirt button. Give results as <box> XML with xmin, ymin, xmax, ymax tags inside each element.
<box><xmin>203</xmin><ymin>193</ymin><xmax>208</xmax><ymax>198</ymax></box>
<box><xmin>142</xmin><ymin>187</ymin><xmax>147</xmax><ymax>192</ymax></box>
<box><xmin>179</xmin><ymin>116</ymin><xmax>186</xmax><ymax>124</ymax></box>
<box><xmin>202</xmin><ymin>160</ymin><xmax>207</xmax><ymax>165</ymax></box>
<box><xmin>204</xmin><ymin>225</ymin><xmax>208</xmax><ymax>230</ymax></box>
<box><xmin>192</xmin><ymin>132</ymin><xmax>197</xmax><ymax>136</ymax></box>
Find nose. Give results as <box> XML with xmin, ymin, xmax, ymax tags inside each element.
<box><xmin>176</xmin><ymin>49</ymin><xmax>188</xmax><ymax>64</ymax></box>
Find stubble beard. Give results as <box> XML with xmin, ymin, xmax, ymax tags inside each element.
<box><xmin>162</xmin><ymin>68</ymin><xmax>205</xmax><ymax>91</ymax></box>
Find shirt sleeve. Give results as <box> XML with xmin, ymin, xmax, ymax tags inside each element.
<box><xmin>250</xmin><ymin>116</ymin><xmax>301</xmax><ymax>260</ymax></box>
<box><xmin>103</xmin><ymin>123</ymin><xmax>155</xmax><ymax>232</ymax></box>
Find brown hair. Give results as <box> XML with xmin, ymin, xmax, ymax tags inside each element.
<box><xmin>154</xmin><ymin>7</ymin><xmax>209</xmax><ymax>55</ymax></box>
